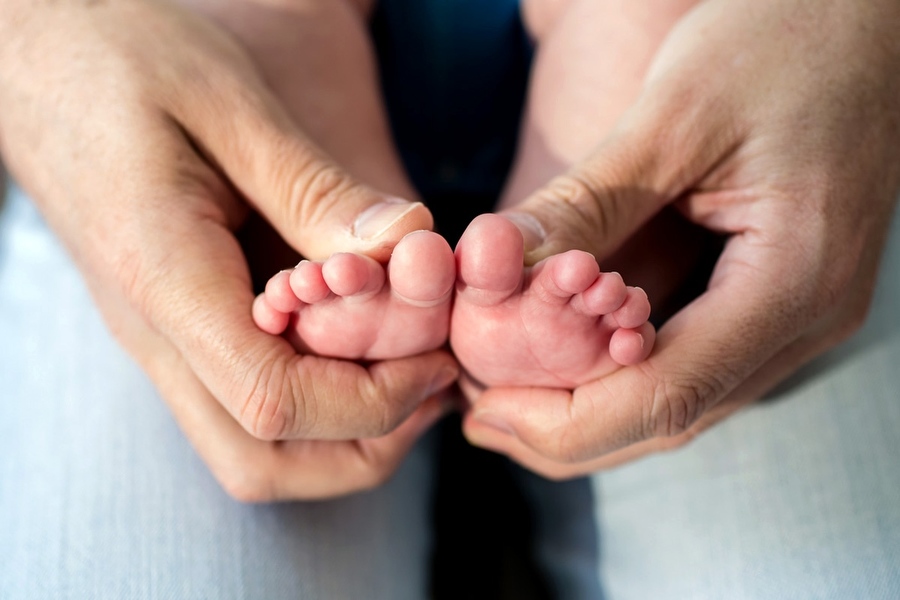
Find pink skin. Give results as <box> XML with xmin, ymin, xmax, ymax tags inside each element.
<box><xmin>253</xmin><ymin>215</ymin><xmax>654</xmax><ymax>388</ymax></box>
<box><xmin>253</xmin><ymin>230</ymin><xmax>455</xmax><ymax>360</ymax></box>
<box><xmin>450</xmin><ymin>214</ymin><xmax>655</xmax><ymax>389</ymax></box>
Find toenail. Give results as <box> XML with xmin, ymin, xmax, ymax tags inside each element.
<box><xmin>353</xmin><ymin>198</ymin><xmax>422</xmax><ymax>240</ymax></box>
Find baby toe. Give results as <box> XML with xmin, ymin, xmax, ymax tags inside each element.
<box><xmin>581</xmin><ymin>271</ymin><xmax>628</xmax><ymax>315</ymax></box>
<box><xmin>290</xmin><ymin>260</ymin><xmax>330</xmax><ymax>304</ymax></box>
<box><xmin>537</xmin><ymin>250</ymin><xmax>600</xmax><ymax>302</ymax></box>
<box><xmin>265</xmin><ymin>270</ymin><xmax>301</xmax><ymax>313</ymax></box>
<box><xmin>252</xmin><ymin>294</ymin><xmax>291</xmax><ymax>335</ymax></box>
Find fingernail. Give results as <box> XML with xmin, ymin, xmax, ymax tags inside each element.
<box><xmin>426</xmin><ymin>366</ymin><xmax>459</xmax><ymax>398</ymax></box>
<box><xmin>353</xmin><ymin>198</ymin><xmax>422</xmax><ymax>240</ymax></box>
<box><xmin>473</xmin><ymin>412</ymin><xmax>516</xmax><ymax>437</ymax></box>
<box><xmin>503</xmin><ymin>212</ymin><xmax>546</xmax><ymax>253</ymax></box>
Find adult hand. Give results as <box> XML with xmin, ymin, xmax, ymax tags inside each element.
<box><xmin>0</xmin><ymin>0</ymin><xmax>457</xmax><ymax>499</ymax></box>
<box><xmin>464</xmin><ymin>0</ymin><xmax>900</xmax><ymax>478</ymax></box>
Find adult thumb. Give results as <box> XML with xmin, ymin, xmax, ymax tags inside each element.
<box><xmin>503</xmin><ymin>88</ymin><xmax>738</xmax><ymax>266</ymax></box>
<box><xmin>159</xmin><ymin>49</ymin><xmax>432</xmax><ymax>262</ymax></box>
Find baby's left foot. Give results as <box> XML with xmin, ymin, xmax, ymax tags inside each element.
<box><xmin>253</xmin><ymin>230</ymin><xmax>455</xmax><ymax>360</ymax></box>
<box><xmin>451</xmin><ymin>214</ymin><xmax>655</xmax><ymax>388</ymax></box>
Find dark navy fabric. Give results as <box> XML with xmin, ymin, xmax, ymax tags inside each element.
<box><xmin>371</xmin><ymin>0</ymin><xmax>533</xmax><ymax>245</ymax></box>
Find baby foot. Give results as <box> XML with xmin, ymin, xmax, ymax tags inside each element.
<box><xmin>450</xmin><ymin>214</ymin><xmax>655</xmax><ymax>389</ymax></box>
<box><xmin>253</xmin><ymin>230</ymin><xmax>455</xmax><ymax>360</ymax></box>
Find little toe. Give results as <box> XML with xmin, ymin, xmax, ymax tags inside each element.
<box><xmin>611</xmin><ymin>286</ymin><xmax>652</xmax><ymax>329</ymax></box>
<box><xmin>390</xmin><ymin>231</ymin><xmax>455</xmax><ymax>305</ymax></box>
<box><xmin>580</xmin><ymin>272</ymin><xmax>628</xmax><ymax>315</ymax></box>
<box><xmin>322</xmin><ymin>252</ymin><xmax>386</xmax><ymax>298</ymax></box>
<box><xmin>456</xmin><ymin>214</ymin><xmax>524</xmax><ymax>305</ymax></box>
<box><xmin>252</xmin><ymin>294</ymin><xmax>291</xmax><ymax>335</ymax></box>
<box><xmin>290</xmin><ymin>261</ymin><xmax>330</xmax><ymax>304</ymax></box>
<box><xmin>534</xmin><ymin>250</ymin><xmax>600</xmax><ymax>303</ymax></box>
<box><xmin>265</xmin><ymin>270</ymin><xmax>301</xmax><ymax>313</ymax></box>
<box><xmin>610</xmin><ymin>322</ymin><xmax>656</xmax><ymax>365</ymax></box>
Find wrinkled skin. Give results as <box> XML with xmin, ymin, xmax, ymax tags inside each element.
<box><xmin>465</xmin><ymin>0</ymin><xmax>900</xmax><ymax>478</ymax></box>
<box><xmin>0</xmin><ymin>0</ymin><xmax>457</xmax><ymax>501</ymax></box>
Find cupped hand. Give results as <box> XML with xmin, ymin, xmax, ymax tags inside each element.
<box><xmin>464</xmin><ymin>0</ymin><xmax>900</xmax><ymax>478</ymax></box>
<box><xmin>0</xmin><ymin>0</ymin><xmax>457</xmax><ymax>499</ymax></box>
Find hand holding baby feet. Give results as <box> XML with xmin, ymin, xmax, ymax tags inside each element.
<box><xmin>451</xmin><ymin>214</ymin><xmax>655</xmax><ymax>389</ymax></box>
<box><xmin>253</xmin><ymin>230</ymin><xmax>455</xmax><ymax>360</ymax></box>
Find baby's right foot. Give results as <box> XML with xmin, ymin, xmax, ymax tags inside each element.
<box><xmin>450</xmin><ymin>214</ymin><xmax>655</xmax><ymax>389</ymax></box>
<box><xmin>253</xmin><ymin>230</ymin><xmax>455</xmax><ymax>361</ymax></box>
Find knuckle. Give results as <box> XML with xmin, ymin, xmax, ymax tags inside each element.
<box><xmin>237</xmin><ymin>357</ymin><xmax>301</xmax><ymax>441</ymax></box>
<box><xmin>554</xmin><ymin>174</ymin><xmax>611</xmax><ymax>231</ymax></box>
<box><xmin>108</xmin><ymin>243</ymin><xmax>155</xmax><ymax>310</ymax></box>
<box><xmin>282</xmin><ymin>155</ymin><xmax>354</xmax><ymax>235</ymax></box>
<box><xmin>647</xmin><ymin>376</ymin><xmax>716</xmax><ymax>439</ymax></box>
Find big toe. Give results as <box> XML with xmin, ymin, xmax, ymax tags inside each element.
<box><xmin>455</xmin><ymin>214</ymin><xmax>524</xmax><ymax>305</ymax></box>
<box><xmin>390</xmin><ymin>231</ymin><xmax>455</xmax><ymax>305</ymax></box>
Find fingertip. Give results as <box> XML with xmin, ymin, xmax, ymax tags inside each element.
<box><xmin>352</xmin><ymin>198</ymin><xmax>434</xmax><ymax>260</ymax></box>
